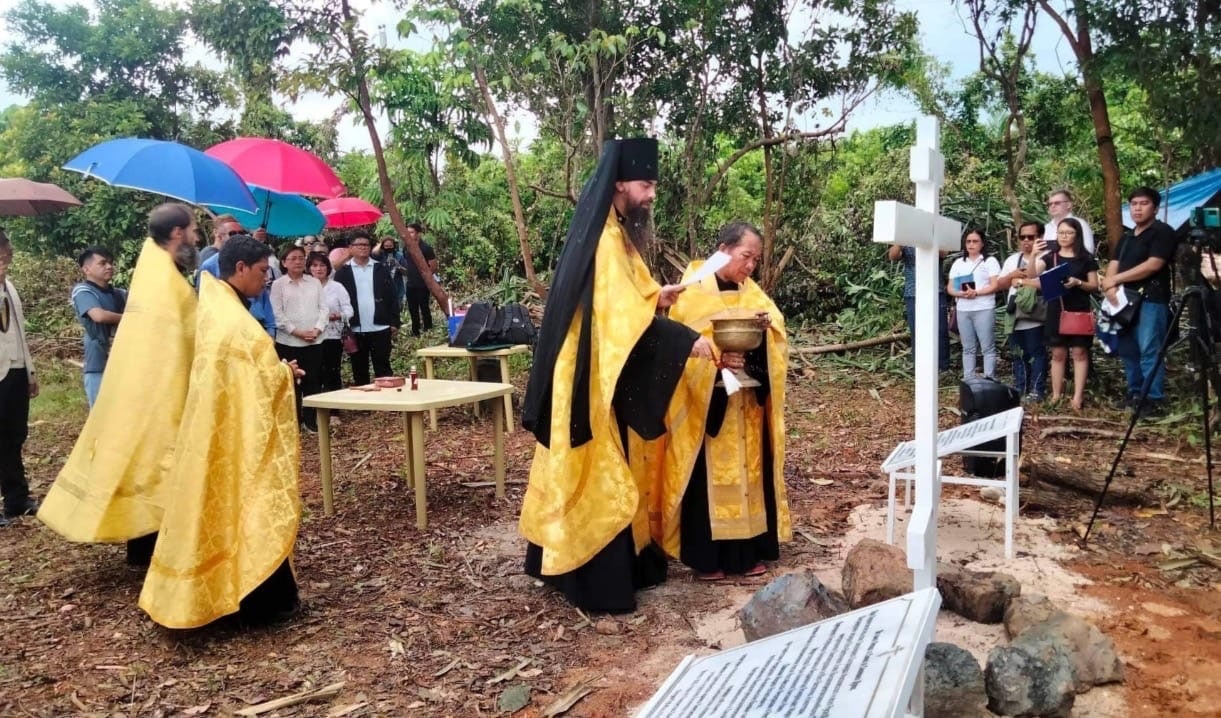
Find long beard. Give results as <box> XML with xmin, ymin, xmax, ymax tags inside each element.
<box><xmin>623</xmin><ymin>205</ymin><xmax>653</xmax><ymax>253</ymax></box>
<box><xmin>174</xmin><ymin>242</ymin><xmax>200</xmax><ymax>273</ymax></box>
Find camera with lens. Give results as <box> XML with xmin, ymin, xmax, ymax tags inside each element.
<box><xmin>1188</xmin><ymin>206</ymin><xmax>1221</xmax><ymax>250</ymax></box>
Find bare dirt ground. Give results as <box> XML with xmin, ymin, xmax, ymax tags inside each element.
<box><xmin>1</xmin><ymin>360</ymin><xmax>1218</xmax><ymax>717</ymax></box>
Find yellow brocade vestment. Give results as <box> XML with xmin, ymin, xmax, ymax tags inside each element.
<box><xmin>138</xmin><ymin>274</ymin><xmax>300</xmax><ymax>629</ymax></box>
<box><xmin>39</xmin><ymin>239</ymin><xmax>196</xmax><ymax>542</ymax></box>
<box><xmin>519</xmin><ymin>213</ymin><xmax>663</xmax><ymax>575</ymax></box>
<box><xmin>651</xmin><ymin>263</ymin><xmax>791</xmax><ymax>557</ymax></box>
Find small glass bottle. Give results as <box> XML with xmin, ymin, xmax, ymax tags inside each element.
<box><xmin>409</xmin><ymin>365</ymin><xmax>419</xmax><ymax>390</ymax></box>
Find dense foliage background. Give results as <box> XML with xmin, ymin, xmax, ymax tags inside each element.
<box><xmin>1</xmin><ymin>0</ymin><xmax>1216</xmax><ymax>340</ymax></box>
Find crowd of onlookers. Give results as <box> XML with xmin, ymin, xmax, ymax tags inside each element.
<box><xmin>68</xmin><ymin>216</ymin><xmax>443</xmax><ymax>433</ymax></box>
<box><xmin>891</xmin><ymin>186</ymin><xmax>1181</xmax><ymax>417</ymax></box>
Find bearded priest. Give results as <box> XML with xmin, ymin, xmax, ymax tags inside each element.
<box><xmin>520</xmin><ymin>137</ymin><xmax>716</xmax><ymax>613</ymax></box>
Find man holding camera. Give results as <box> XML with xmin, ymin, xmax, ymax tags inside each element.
<box><xmin>1103</xmin><ymin>186</ymin><xmax>1179</xmax><ymax>416</ymax></box>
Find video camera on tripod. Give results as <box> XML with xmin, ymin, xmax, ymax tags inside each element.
<box><xmin>1187</xmin><ymin>206</ymin><xmax>1221</xmax><ymax>250</ymax></box>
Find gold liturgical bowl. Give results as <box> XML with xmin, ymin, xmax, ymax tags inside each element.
<box><xmin>710</xmin><ymin>310</ymin><xmax>764</xmax><ymax>387</ymax></box>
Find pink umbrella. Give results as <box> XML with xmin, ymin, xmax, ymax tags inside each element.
<box><xmin>317</xmin><ymin>197</ymin><xmax>385</xmax><ymax>228</ymax></box>
<box><xmin>205</xmin><ymin>138</ymin><xmax>345</xmax><ymax>198</ymax></box>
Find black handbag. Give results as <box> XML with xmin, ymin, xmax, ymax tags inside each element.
<box><xmin>1108</xmin><ymin>287</ymin><xmax>1143</xmax><ymax>329</ymax></box>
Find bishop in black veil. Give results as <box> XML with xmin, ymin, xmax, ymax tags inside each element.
<box><xmin>519</xmin><ymin>138</ymin><xmax>715</xmax><ymax>613</ymax></box>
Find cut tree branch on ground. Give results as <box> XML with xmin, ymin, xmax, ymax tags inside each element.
<box><xmin>1024</xmin><ymin>457</ymin><xmax>1152</xmax><ymax>504</ymax></box>
<box><xmin>1039</xmin><ymin>427</ymin><xmax>1126</xmax><ymax>440</ymax></box>
<box><xmin>791</xmin><ymin>333</ymin><xmax>908</xmax><ymax>355</ymax></box>
<box><xmin>234</xmin><ymin>682</ymin><xmax>346</xmax><ymax>716</ymax></box>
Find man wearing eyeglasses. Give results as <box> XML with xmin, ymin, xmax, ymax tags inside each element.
<box><xmin>1044</xmin><ymin>190</ymin><xmax>1095</xmax><ymax>254</ymax></box>
<box><xmin>999</xmin><ymin>221</ymin><xmax>1049</xmax><ymax>401</ymax></box>
<box><xmin>200</xmin><ymin>214</ymin><xmax>241</xmax><ymax>264</ymax></box>
<box><xmin>0</xmin><ymin>229</ymin><xmax>39</xmax><ymax>527</ymax></box>
<box><xmin>333</xmin><ymin>229</ymin><xmax>401</xmax><ymax>385</ymax></box>
<box><xmin>196</xmin><ymin>220</ymin><xmax>278</xmax><ymax>338</ymax></box>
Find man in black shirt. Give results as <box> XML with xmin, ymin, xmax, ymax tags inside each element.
<box><xmin>1103</xmin><ymin>186</ymin><xmax>1179</xmax><ymax>413</ymax></box>
<box><xmin>403</xmin><ymin>222</ymin><xmax>438</xmax><ymax>337</ymax></box>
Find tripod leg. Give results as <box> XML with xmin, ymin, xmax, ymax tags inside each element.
<box><xmin>1084</xmin><ymin>297</ymin><xmax>1190</xmax><ymax>542</ymax></box>
<box><xmin>1200</xmin><ymin>356</ymin><xmax>1217</xmax><ymax>530</ymax></box>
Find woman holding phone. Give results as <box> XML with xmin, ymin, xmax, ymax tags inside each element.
<box><xmin>1014</xmin><ymin>218</ymin><xmax>1098</xmax><ymax>410</ymax></box>
<box><xmin>947</xmin><ymin>228</ymin><xmax>1002</xmax><ymax>380</ymax></box>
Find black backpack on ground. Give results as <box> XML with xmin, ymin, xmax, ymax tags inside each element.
<box><xmin>451</xmin><ymin>302</ymin><xmax>537</xmax><ymax>350</ymax></box>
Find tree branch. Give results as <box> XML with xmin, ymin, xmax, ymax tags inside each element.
<box><xmin>1036</xmin><ymin>0</ymin><xmax>1083</xmax><ymax>56</ymax></box>
<box><xmin>527</xmin><ymin>183</ymin><xmax>577</xmax><ymax>203</ymax></box>
<box><xmin>699</xmin><ymin>90</ymin><xmax>871</xmax><ymax>205</ymax></box>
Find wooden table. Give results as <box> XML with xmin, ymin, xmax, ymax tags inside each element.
<box><xmin>415</xmin><ymin>344</ymin><xmax>531</xmax><ymax>431</ymax></box>
<box><xmin>303</xmin><ymin>379</ymin><xmax>514</xmax><ymax>529</ymax></box>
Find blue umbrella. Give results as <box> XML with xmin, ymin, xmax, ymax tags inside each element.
<box><xmin>63</xmin><ymin>138</ymin><xmax>258</xmax><ymax>214</ymax></box>
<box><xmin>206</xmin><ymin>185</ymin><xmax>325</xmax><ymax>237</ymax></box>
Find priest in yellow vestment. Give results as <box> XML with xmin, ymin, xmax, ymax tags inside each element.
<box><xmin>520</xmin><ymin>138</ymin><xmax>715</xmax><ymax>613</ymax></box>
<box><xmin>652</xmin><ymin>222</ymin><xmax>791</xmax><ymax>579</ymax></box>
<box><xmin>139</xmin><ymin>236</ymin><xmax>301</xmax><ymax>629</ymax></box>
<box><xmin>38</xmin><ymin>204</ymin><xmax>200</xmax><ymax>563</ymax></box>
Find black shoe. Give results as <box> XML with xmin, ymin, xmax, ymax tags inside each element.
<box><xmin>1135</xmin><ymin>400</ymin><xmax>1165</xmax><ymax>420</ymax></box>
<box><xmin>0</xmin><ymin>514</ymin><xmax>11</xmax><ymax>528</ymax></box>
<box><xmin>3</xmin><ymin>498</ymin><xmax>39</xmax><ymax>519</ymax></box>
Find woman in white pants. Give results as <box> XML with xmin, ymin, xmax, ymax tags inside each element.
<box><xmin>947</xmin><ymin>228</ymin><xmax>1002</xmax><ymax>380</ymax></box>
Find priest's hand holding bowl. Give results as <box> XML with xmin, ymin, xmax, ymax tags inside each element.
<box><xmin>719</xmin><ymin>351</ymin><xmax>746</xmax><ymax>371</ymax></box>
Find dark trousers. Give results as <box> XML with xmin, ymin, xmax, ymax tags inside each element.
<box><xmin>1009</xmin><ymin>325</ymin><xmax>1049</xmax><ymax>399</ymax></box>
<box><xmin>0</xmin><ymin>368</ymin><xmax>31</xmax><ymax>515</ymax></box>
<box><xmin>348</xmin><ymin>328</ymin><xmax>393</xmax><ymax>386</ymax></box>
<box><xmin>905</xmin><ymin>295</ymin><xmax>951</xmax><ymax>371</ymax></box>
<box><xmin>319</xmin><ymin>338</ymin><xmax>344</xmax><ymax>393</ymax></box>
<box><xmin>405</xmin><ymin>286</ymin><xmax>433</xmax><ymax>336</ymax></box>
<box><xmin>275</xmin><ymin>343</ymin><xmax>323</xmax><ymax>430</ymax></box>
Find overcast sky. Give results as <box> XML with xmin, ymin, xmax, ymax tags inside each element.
<box><xmin>0</xmin><ymin>0</ymin><xmax>1078</xmax><ymax>153</ymax></box>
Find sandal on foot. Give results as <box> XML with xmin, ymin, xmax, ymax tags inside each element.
<box><xmin>744</xmin><ymin>563</ymin><xmax>768</xmax><ymax>577</ymax></box>
<box><xmin>696</xmin><ymin>570</ymin><xmax>725</xmax><ymax>582</ymax></box>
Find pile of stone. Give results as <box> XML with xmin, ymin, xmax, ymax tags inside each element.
<box><xmin>737</xmin><ymin>539</ymin><xmax>1123</xmax><ymax>717</ymax></box>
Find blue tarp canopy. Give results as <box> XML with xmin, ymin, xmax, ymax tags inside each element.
<box><xmin>1122</xmin><ymin>167</ymin><xmax>1221</xmax><ymax>231</ymax></box>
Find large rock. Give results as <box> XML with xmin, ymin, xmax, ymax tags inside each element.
<box><xmin>841</xmin><ymin>539</ymin><xmax>910</xmax><ymax>608</ymax></box>
<box><xmin>937</xmin><ymin>563</ymin><xmax>1021</xmax><ymax>623</ymax></box>
<box><xmin>1004</xmin><ymin>594</ymin><xmax>1124</xmax><ymax>691</ymax></box>
<box><xmin>923</xmin><ymin>642</ymin><xmax>987</xmax><ymax>718</ymax></box>
<box><xmin>738</xmin><ymin>571</ymin><xmax>849</xmax><ymax>641</ymax></box>
<box><xmin>1017</xmin><ymin>616</ymin><xmax>1124</xmax><ymax>692</ymax></box>
<box><xmin>985</xmin><ymin>635</ymin><xmax>1076</xmax><ymax>718</ymax></box>
<box><xmin>1004</xmin><ymin>594</ymin><xmax>1060</xmax><ymax>639</ymax></box>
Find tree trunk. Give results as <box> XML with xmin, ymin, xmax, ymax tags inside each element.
<box><xmin>471</xmin><ymin>62</ymin><xmax>542</xmax><ymax>295</ymax></box>
<box><xmin>755</xmin><ymin>53</ymin><xmax>777</xmax><ymax>292</ymax></box>
<box><xmin>1037</xmin><ymin>0</ymin><xmax>1123</xmax><ymax>252</ymax></box>
<box><xmin>341</xmin><ymin>0</ymin><xmax>449</xmax><ymax>315</ymax></box>
<box><xmin>1024</xmin><ymin>457</ymin><xmax>1153</xmax><ymax>504</ymax></box>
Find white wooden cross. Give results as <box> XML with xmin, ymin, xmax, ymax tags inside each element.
<box><xmin>872</xmin><ymin>116</ymin><xmax>962</xmax><ymax>590</ymax></box>
<box><xmin>873</xmin><ymin>115</ymin><xmax>962</xmax><ymax>718</ymax></box>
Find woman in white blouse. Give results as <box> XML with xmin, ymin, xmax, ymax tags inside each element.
<box><xmin>308</xmin><ymin>252</ymin><xmax>353</xmax><ymax>395</ymax></box>
<box><xmin>946</xmin><ymin>228</ymin><xmax>1002</xmax><ymax>381</ymax></box>
<box><xmin>271</xmin><ymin>245</ymin><xmax>329</xmax><ymax>432</ymax></box>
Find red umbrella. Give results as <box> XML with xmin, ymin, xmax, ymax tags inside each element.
<box><xmin>205</xmin><ymin>138</ymin><xmax>345</xmax><ymax>198</ymax></box>
<box><xmin>317</xmin><ymin>197</ymin><xmax>385</xmax><ymax>228</ymax></box>
<box><xmin>0</xmin><ymin>178</ymin><xmax>82</xmax><ymax>216</ymax></box>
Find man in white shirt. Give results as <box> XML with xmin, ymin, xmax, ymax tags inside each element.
<box><xmin>1044</xmin><ymin>189</ymin><xmax>1095</xmax><ymax>255</ymax></box>
<box><xmin>998</xmin><ymin>221</ymin><xmax>1048</xmax><ymax>400</ymax></box>
<box><xmin>333</xmin><ymin>230</ymin><xmax>401</xmax><ymax>385</ymax></box>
